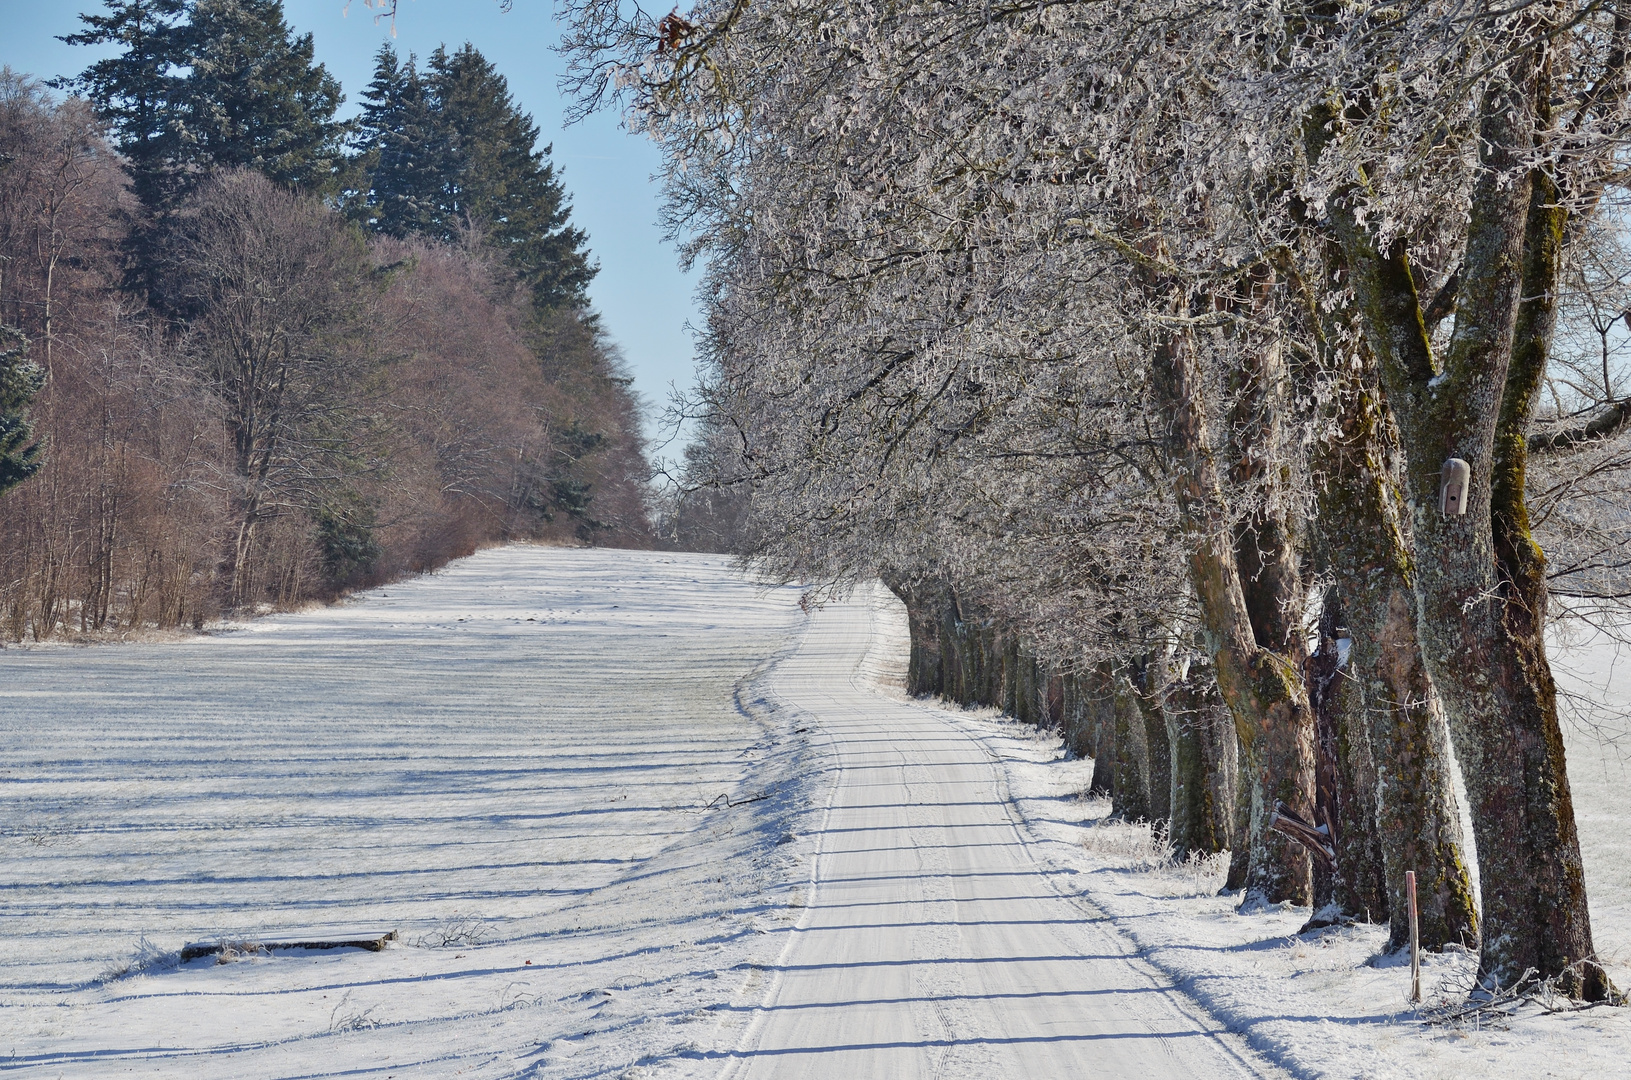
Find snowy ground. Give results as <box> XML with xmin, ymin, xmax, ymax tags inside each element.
<box><xmin>4</xmin><ymin>546</ymin><xmax>1630</xmax><ymax>1078</ymax></box>
<box><xmin>1</xmin><ymin>548</ymin><xmax>823</xmax><ymax>1077</ymax></box>
<box><xmin>921</xmin><ymin>611</ymin><xmax>1631</xmax><ymax>1080</ymax></box>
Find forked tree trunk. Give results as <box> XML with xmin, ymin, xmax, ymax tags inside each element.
<box><xmin>1306</xmin><ymin>358</ymin><xmax>1478</xmax><ymax>950</ymax></box>
<box><xmin>1149</xmin><ymin>320</ymin><xmax>1316</xmax><ymax>904</ymax></box>
<box><xmin>1331</xmin><ymin>57</ymin><xmax>1603</xmax><ymax>994</ymax></box>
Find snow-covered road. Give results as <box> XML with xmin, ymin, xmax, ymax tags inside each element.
<box><xmin>717</xmin><ymin>583</ymin><xmax>1272</xmax><ymax>1078</ymax></box>
<box><xmin>1</xmin><ymin>546</ymin><xmax>1275</xmax><ymax>1078</ymax></box>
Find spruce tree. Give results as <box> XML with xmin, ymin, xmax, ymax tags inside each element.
<box><xmin>63</xmin><ymin>0</ymin><xmax>347</xmax><ymax>209</ymax></box>
<box><xmin>57</xmin><ymin>0</ymin><xmax>188</xmax><ymax>210</ymax></box>
<box><xmin>354</xmin><ymin>42</ymin><xmax>595</xmax><ymax>311</ymax></box>
<box><xmin>350</xmin><ymin>45</ymin><xmax>442</xmax><ymax>238</ymax></box>
<box><xmin>0</xmin><ymin>326</ymin><xmax>44</xmax><ymax>496</ymax></box>
<box><xmin>177</xmin><ymin>0</ymin><xmax>346</xmax><ymax>195</ymax></box>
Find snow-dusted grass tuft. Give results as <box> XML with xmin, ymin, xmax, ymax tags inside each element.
<box><xmin>1079</xmin><ymin>814</ymin><xmax>1173</xmax><ymax>870</ymax></box>
<box><xmin>326</xmin><ymin>991</ymin><xmax>382</xmax><ymax>1033</ymax></box>
<box><xmin>412</xmin><ymin>915</ymin><xmax>490</xmax><ymax>949</ymax></box>
<box><xmin>1077</xmin><ymin>807</ymin><xmax>1230</xmax><ymax>897</ymax></box>
<box><xmin>97</xmin><ymin>937</ymin><xmax>178</xmax><ymax>982</ymax></box>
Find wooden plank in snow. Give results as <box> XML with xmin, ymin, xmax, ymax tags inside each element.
<box><xmin>181</xmin><ymin>929</ymin><xmax>397</xmax><ymax>961</ymax></box>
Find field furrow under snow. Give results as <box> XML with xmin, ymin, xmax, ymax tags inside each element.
<box><xmin>1</xmin><ymin>548</ymin><xmax>815</xmax><ymax>1077</ymax></box>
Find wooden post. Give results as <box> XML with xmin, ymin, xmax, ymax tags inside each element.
<box><xmin>1406</xmin><ymin>869</ymin><xmax>1421</xmax><ymax>1003</ymax></box>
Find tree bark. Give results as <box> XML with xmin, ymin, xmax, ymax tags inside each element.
<box><xmin>1149</xmin><ymin>320</ymin><xmax>1316</xmax><ymax>904</ymax></box>
<box><xmin>1332</xmin><ymin>56</ymin><xmax>1604</xmax><ymax>994</ymax></box>
<box><xmin>1307</xmin><ymin>588</ymin><xmax>1388</xmax><ymax>924</ymax></box>
<box><xmin>1137</xmin><ymin>651</ymin><xmax>1173</xmax><ymax>827</ymax></box>
<box><xmin>1166</xmin><ymin>655</ymin><xmax>1230</xmax><ymax>858</ymax></box>
<box><xmin>1083</xmin><ymin>661</ymin><xmax>1118</xmax><ymax>797</ymax></box>
<box><xmin>1304</xmin><ymin>347</ymin><xmax>1478</xmax><ymax>949</ymax></box>
<box><xmin>1111</xmin><ymin>662</ymin><xmax>1152</xmax><ymax>821</ymax></box>
<box><xmin>885</xmin><ymin>575</ymin><xmax>947</xmax><ymax>697</ymax></box>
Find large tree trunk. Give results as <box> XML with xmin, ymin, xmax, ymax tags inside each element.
<box><xmin>1082</xmin><ymin>662</ymin><xmax>1118</xmax><ymax>797</ymax></box>
<box><xmin>1136</xmin><ymin>652</ymin><xmax>1173</xmax><ymax>827</ymax></box>
<box><xmin>940</xmin><ymin>592</ymin><xmax>970</xmax><ymax>703</ymax></box>
<box><xmin>1166</xmin><ymin>655</ymin><xmax>1231</xmax><ymax>858</ymax></box>
<box><xmin>1307</xmin><ymin>588</ymin><xmax>1389</xmax><ymax>924</ymax></box>
<box><xmin>1306</xmin><ymin>355</ymin><xmax>1478</xmax><ymax>950</ymax></box>
<box><xmin>1332</xmin><ymin>58</ymin><xmax>1603</xmax><ymax>995</ymax></box>
<box><xmin>1111</xmin><ymin>663</ymin><xmax>1152</xmax><ymax>821</ymax></box>
<box><xmin>885</xmin><ymin>575</ymin><xmax>947</xmax><ymax>697</ymax></box>
<box><xmin>1149</xmin><ymin>320</ymin><xmax>1316</xmax><ymax>905</ymax></box>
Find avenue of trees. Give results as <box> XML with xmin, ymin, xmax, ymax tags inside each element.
<box><xmin>0</xmin><ymin>0</ymin><xmax>650</xmax><ymax>637</ymax></box>
<box><xmin>563</xmin><ymin>0</ymin><xmax>1631</xmax><ymax>1000</ymax></box>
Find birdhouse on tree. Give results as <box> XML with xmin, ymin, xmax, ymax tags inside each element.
<box><xmin>1440</xmin><ymin>458</ymin><xmax>1471</xmax><ymax>517</ymax></box>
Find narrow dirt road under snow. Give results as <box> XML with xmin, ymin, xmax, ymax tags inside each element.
<box><xmin>709</xmin><ymin>589</ymin><xmax>1271</xmax><ymax>1079</ymax></box>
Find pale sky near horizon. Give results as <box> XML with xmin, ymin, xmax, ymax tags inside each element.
<box><xmin>0</xmin><ymin>0</ymin><xmax>699</xmax><ymax>450</ymax></box>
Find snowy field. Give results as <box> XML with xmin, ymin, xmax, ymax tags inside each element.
<box><xmin>1</xmin><ymin>548</ymin><xmax>820</xmax><ymax>1077</ymax></box>
<box><xmin>5</xmin><ymin>544</ymin><xmax>1631</xmax><ymax>1079</ymax></box>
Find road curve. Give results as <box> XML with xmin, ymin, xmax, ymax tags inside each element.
<box><xmin>718</xmin><ymin>590</ymin><xmax>1275</xmax><ymax>1080</ymax></box>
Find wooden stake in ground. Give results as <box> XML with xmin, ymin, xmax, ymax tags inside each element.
<box><xmin>1407</xmin><ymin>869</ymin><xmax>1421</xmax><ymax>1003</ymax></box>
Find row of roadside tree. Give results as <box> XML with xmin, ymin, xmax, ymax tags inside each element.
<box><xmin>563</xmin><ymin>0</ymin><xmax>1631</xmax><ymax>1002</ymax></box>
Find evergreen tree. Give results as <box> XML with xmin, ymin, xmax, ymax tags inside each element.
<box><xmin>0</xmin><ymin>326</ymin><xmax>44</xmax><ymax>496</ymax></box>
<box><xmin>350</xmin><ymin>45</ymin><xmax>442</xmax><ymax>238</ymax></box>
<box><xmin>62</xmin><ymin>0</ymin><xmax>347</xmax><ymax>209</ymax></box>
<box><xmin>56</xmin><ymin>0</ymin><xmax>187</xmax><ymax>210</ymax></box>
<box><xmin>176</xmin><ymin>0</ymin><xmax>346</xmax><ymax>195</ymax></box>
<box><xmin>353</xmin><ymin>42</ymin><xmax>595</xmax><ymax>311</ymax></box>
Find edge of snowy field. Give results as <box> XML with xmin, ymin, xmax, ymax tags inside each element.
<box><xmin>2</xmin><ymin>549</ymin><xmax>847</xmax><ymax>1080</ymax></box>
<box><xmin>855</xmin><ymin>637</ymin><xmax>1631</xmax><ymax>1077</ymax></box>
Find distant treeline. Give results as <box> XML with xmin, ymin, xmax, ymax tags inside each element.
<box><xmin>0</xmin><ymin>0</ymin><xmax>652</xmax><ymax>641</ymax></box>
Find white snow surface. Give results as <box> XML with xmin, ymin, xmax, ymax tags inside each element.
<box><xmin>920</xmin><ymin>614</ymin><xmax>1631</xmax><ymax>1080</ymax></box>
<box><xmin>3</xmin><ymin>548</ymin><xmax>817</xmax><ymax>1078</ymax></box>
<box><xmin>4</xmin><ymin>545</ymin><xmax>1631</xmax><ymax>1079</ymax></box>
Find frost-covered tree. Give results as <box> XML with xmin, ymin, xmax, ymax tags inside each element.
<box><xmin>562</xmin><ymin>0</ymin><xmax>1631</xmax><ymax>996</ymax></box>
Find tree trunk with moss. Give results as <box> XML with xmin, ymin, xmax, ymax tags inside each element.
<box><xmin>886</xmin><ymin>576</ymin><xmax>947</xmax><ymax>697</ymax></box>
<box><xmin>1136</xmin><ymin>652</ymin><xmax>1173</xmax><ymax>826</ymax></box>
<box><xmin>1307</xmin><ymin>362</ymin><xmax>1479</xmax><ymax>950</ymax></box>
<box><xmin>1330</xmin><ymin>58</ymin><xmax>1603</xmax><ymax>994</ymax></box>
<box><xmin>1111</xmin><ymin>662</ymin><xmax>1153</xmax><ymax>821</ymax></box>
<box><xmin>1149</xmin><ymin>319</ymin><xmax>1315</xmax><ymax>904</ymax></box>
<box><xmin>1082</xmin><ymin>661</ymin><xmax>1118</xmax><ymax>797</ymax></box>
<box><xmin>1224</xmin><ymin>735</ymin><xmax>1253</xmax><ymax>891</ymax></box>
<box><xmin>1307</xmin><ymin>588</ymin><xmax>1388</xmax><ymax>924</ymax></box>
<box><xmin>1166</xmin><ymin>655</ymin><xmax>1230</xmax><ymax>858</ymax></box>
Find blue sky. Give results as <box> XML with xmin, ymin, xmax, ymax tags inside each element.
<box><xmin>0</xmin><ymin>0</ymin><xmax>699</xmax><ymax>446</ymax></box>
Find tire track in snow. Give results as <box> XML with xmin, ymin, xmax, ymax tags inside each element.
<box><xmin>715</xmin><ymin>586</ymin><xmax>1281</xmax><ymax>1080</ymax></box>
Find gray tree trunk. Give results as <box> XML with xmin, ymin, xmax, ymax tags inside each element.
<box><xmin>1328</xmin><ymin>58</ymin><xmax>1603</xmax><ymax>993</ymax></box>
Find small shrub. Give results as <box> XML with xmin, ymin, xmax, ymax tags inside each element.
<box><xmin>414</xmin><ymin>915</ymin><xmax>490</xmax><ymax>949</ymax></box>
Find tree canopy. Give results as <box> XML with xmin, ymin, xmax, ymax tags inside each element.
<box><xmin>61</xmin><ymin>0</ymin><xmax>346</xmax><ymax>209</ymax></box>
<box><xmin>351</xmin><ymin>42</ymin><xmax>595</xmax><ymax>312</ymax></box>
